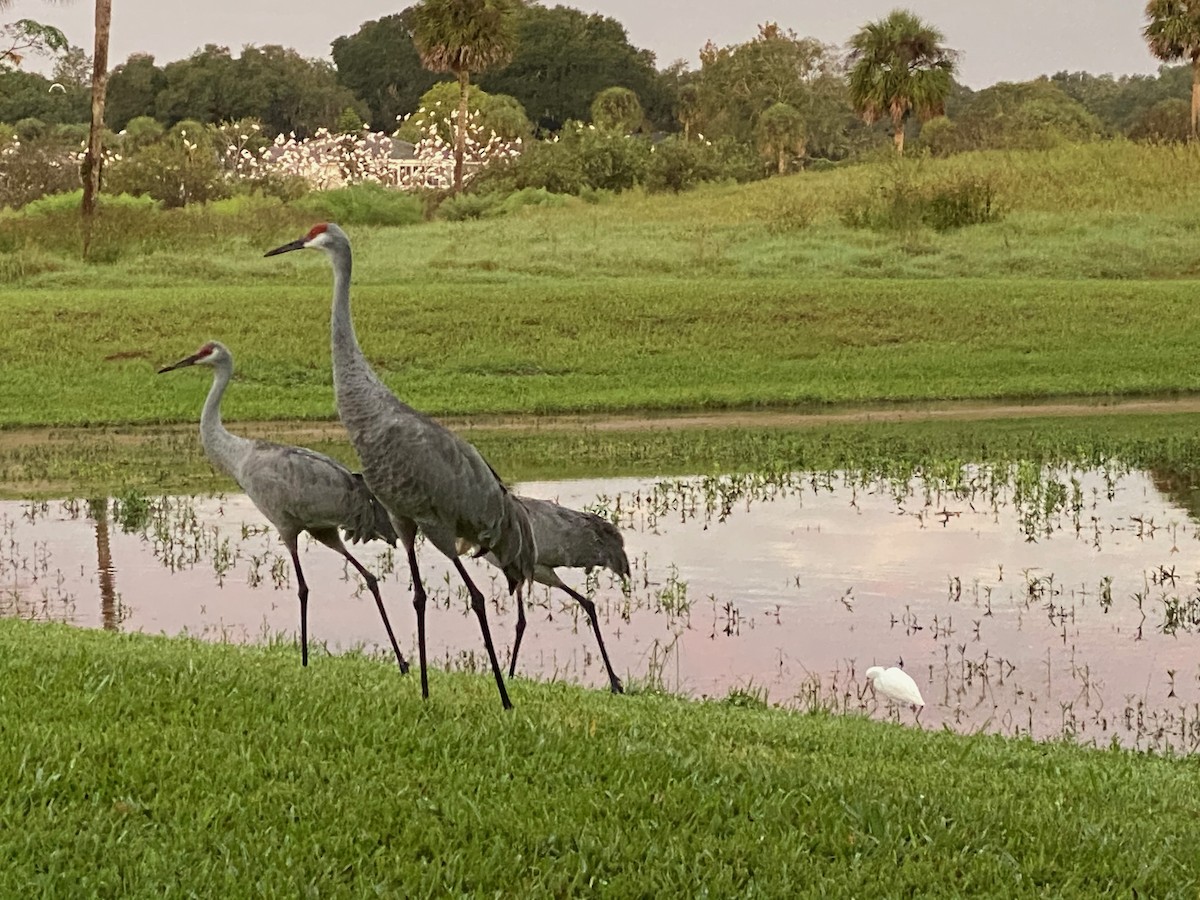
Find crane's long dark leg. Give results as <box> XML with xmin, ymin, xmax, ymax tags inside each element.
<box><xmin>453</xmin><ymin>558</ymin><xmax>512</xmax><ymax>709</ymax></box>
<box><xmin>562</xmin><ymin>585</ymin><xmax>623</xmax><ymax>694</ymax></box>
<box><xmin>286</xmin><ymin>539</ymin><xmax>310</xmax><ymax>667</ymax></box>
<box><xmin>315</xmin><ymin>531</ymin><xmax>409</xmax><ymax>675</ymax></box>
<box><xmin>508</xmin><ymin>584</ymin><xmax>527</xmax><ymax>679</ymax></box>
<box><xmin>398</xmin><ymin>521</ymin><xmax>430</xmax><ymax>700</ymax></box>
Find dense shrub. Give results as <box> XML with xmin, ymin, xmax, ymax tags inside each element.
<box><xmin>294</xmin><ymin>182</ymin><xmax>422</xmax><ymax>226</ymax></box>
<box><xmin>644</xmin><ymin>136</ymin><xmax>761</xmax><ymax>193</ymax></box>
<box><xmin>0</xmin><ymin>138</ymin><xmax>81</xmax><ymax>209</ymax></box>
<box><xmin>1128</xmin><ymin>99</ymin><xmax>1190</xmax><ymax>144</ymax></box>
<box><xmin>103</xmin><ymin>137</ymin><xmax>229</xmax><ymax>208</ymax></box>
<box><xmin>841</xmin><ymin>166</ymin><xmax>1000</xmax><ymax>233</ymax></box>
<box><xmin>481</xmin><ymin>123</ymin><xmax>649</xmax><ymax>196</ymax></box>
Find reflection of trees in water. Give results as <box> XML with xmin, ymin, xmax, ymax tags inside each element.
<box><xmin>1148</xmin><ymin>464</ymin><xmax>1200</xmax><ymax>525</ymax></box>
<box><xmin>86</xmin><ymin>498</ymin><xmax>122</xmax><ymax>631</ymax></box>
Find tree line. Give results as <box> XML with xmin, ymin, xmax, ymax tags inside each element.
<box><xmin>3</xmin><ymin>1</ymin><xmax>1200</xmax><ymax>174</ymax></box>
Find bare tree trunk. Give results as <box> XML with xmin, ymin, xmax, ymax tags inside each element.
<box><xmin>454</xmin><ymin>67</ymin><xmax>469</xmax><ymax>193</ymax></box>
<box><xmin>80</xmin><ymin>0</ymin><xmax>112</xmax><ymax>258</ymax></box>
<box><xmin>1191</xmin><ymin>56</ymin><xmax>1200</xmax><ymax>141</ymax></box>
<box><xmin>892</xmin><ymin>115</ymin><xmax>906</xmax><ymax>154</ymax></box>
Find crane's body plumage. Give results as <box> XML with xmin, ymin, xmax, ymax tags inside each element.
<box><xmin>159</xmin><ymin>341</ymin><xmax>407</xmax><ymax>673</ymax></box>
<box><xmin>461</xmin><ymin>495</ymin><xmax>628</xmax><ymax>693</ymax></box>
<box><xmin>267</xmin><ymin>222</ymin><xmax>533</xmax><ymax>708</ymax></box>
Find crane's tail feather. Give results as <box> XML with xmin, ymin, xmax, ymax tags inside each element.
<box><xmin>345</xmin><ymin>474</ymin><xmax>399</xmax><ymax>546</ymax></box>
<box><xmin>490</xmin><ymin>494</ymin><xmax>538</xmax><ymax>594</ymax></box>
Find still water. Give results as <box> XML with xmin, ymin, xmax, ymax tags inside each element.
<box><xmin>4</xmin><ymin>465</ymin><xmax>1200</xmax><ymax>752</ymax></box>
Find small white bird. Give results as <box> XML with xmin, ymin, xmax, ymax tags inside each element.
<box><xmin>865</xmin><ymin>665</ymin><xmax>925</xmax><ymax>709</ymax></box>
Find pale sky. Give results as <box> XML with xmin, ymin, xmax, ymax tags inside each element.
<box><xmin>6</xmin><ymin>0</ymin><xmax>1161</xmax><ymax>88</ymax></box>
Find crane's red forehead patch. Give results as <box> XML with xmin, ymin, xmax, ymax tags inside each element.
<box><xmin>305</xmin><ymin>223</ymin><xmax>329</xmax><ymax>241</ymax></box>
<box><xmin>197</xmin><ymin>342</ymin><xmax>215</xmax><ymax>357</ymax></box>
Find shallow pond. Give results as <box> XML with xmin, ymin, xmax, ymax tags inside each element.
<box><xmin>4</xmin><ymin>463</ymin><xmax>1200</xmax><ymax>752</ymax></box>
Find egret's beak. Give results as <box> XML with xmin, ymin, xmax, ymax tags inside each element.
<box><xmin>264</xmin><ymin>237</ymin><xmax>307</xmax><ymax>257</ymax></box>
<box><xmin>157</xmin><ymin>353</ymin><xmax>203</xmax><ymax>374</ymax></box>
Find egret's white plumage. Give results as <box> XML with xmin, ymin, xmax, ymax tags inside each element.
<box><xmin>865</xmin><ymin>665</ymin><xmax>925</xmax><ymax>708</ymax></box>
<box><xmin>158</xmin><ymin>340</ymin><xmax>409</xmax><ymax>674</ymax></box>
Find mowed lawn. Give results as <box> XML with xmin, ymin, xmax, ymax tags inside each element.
<box><xmin>1</xmin><ymin>620</ymin><xmax>1198</xmax><ymax>896</ymax></box>
<box><xmin>3</xmin><ymin>276</ymin><xmax>1200</xmax><ymax>427</ymax></box>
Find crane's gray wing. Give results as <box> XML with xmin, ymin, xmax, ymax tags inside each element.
<box><xmin>236</xmin><ymin>441</ymin><xmax>396</xmax><ymax>545</ymax></box>
<box><xmin>353</xmin><ymin>406</ymin><xmax>535</xmax><ymax>585</ymax></box>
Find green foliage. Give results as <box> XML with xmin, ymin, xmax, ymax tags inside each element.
<box><xmin>756</xmin><ymin>102</ymin><xmax>805</xmax><ymax>174</ymax></box>
<box><xmin>332</xmin><ymin>12</ymin><xmax>441</xmax><ymax>132</ymax></box>
<box><xmin>336</xmin><ymin>106</ymin><xmax>364</xmax><ymax>133</ymax></box>
<box><xmin>644</xmin><ymin>136</ymin><xmax>723</xmax><ymax>193</ymax></box>
<box><xmin>841</xmin><ymin>164</ymin><xmax>999</xmax><ymax>233</ymax></box>
<box><xmin>481</xmin><ymin>4</ymin><xmax>672</xmax><ymax>131</ymax></box>
<box><xmin>13</xmin><ymin>116</ymin><xmax>47</xmax><ymax>141</ymax></box>
<box><xmin>439</xmin><ymin>185</ymin><xmax>567</xmax><ymax>220</ymax></box>
<box><xmin>485</xmin><ymin>123</ymin><xmax>650</xmax><ymax>194</ymax></box>
<box><xmin>104</xmin><ymin>131</ymin><xmax>228</xmax><ymax>208</ymax></box>
<box><xmin>153</xmin><ymin>44</ymin><xmax>363</xmax><ymax>138</ymax></box>
<box><xmin>105</xmin><ymin>54</ymin><xmax>166</xmax><ymax>132</ymax></box>
<box><xmin>590</xmin><ymin>86</ymin><xmax>644</xmax><ymax>133</ymax></box>
<box><xmin>1129</xmin><ymin>97</ymin><xmax>1191</xmax><ymax>143</ymax></box>
<box><xmin>0</xmin><ymin>17</ymin><xmax>68</xmax><ymax>73</ymax></box>
<box><xmin>412</xmin><ymin>0</ymin><xmax>521</xmax><ymax>77</ymax></box>
<box><xmin>293</xmin><ymin>182</ymin><xmax>423</xmax><ymax>226</ymax></box>
<box><xmin>848</xmin><ymin>9</ymin><xmax>958</xmax><ymax>152</ymax></box>
<box><xmin>0</xmin><ymin>137</ymin><xmax>81</xmax><ymax>209</ymax></box>
<box><xmin>693</xmin><ymin>23</ymin><xmax>835</xmax><ymax>151</ymax></box>
<box><xmin>396</xmin><ymin>81</ymin><xmax>530</xmax><ymax>142</ymax></box>
<box><xmin>942</xmin><ymin>80</ymin><xmax>1103</xmax><ymax>152</ymax></box>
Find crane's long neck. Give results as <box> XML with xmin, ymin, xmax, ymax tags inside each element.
<box><xmin>328</xmin><ymin>242</ymin><xmax>391</xmax><ymax>429</ymax></box>
<box><xmin>199</xmin><ymin>357</ymin><xmax>250</xmax><ymax>480</ymax></box>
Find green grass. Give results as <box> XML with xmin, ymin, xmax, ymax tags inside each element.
<box><xmin>2</xmin><ymin>143</ymin><xmax>1200</xmax><ymax>430</ymax></box>
<box><xmin>4</xmin><ymin>411</ymin><xmax>1200</xmax><ymax>500</ymax></box>
<box><xmin>2</xmin><ymin>618</ymin><xmax>1198</xmax><ymax>897</ymax></box>
<box><xmin>4</xmin><ymin>277</ymin><xmax>1200</xmax><ymax>428</ymax></box>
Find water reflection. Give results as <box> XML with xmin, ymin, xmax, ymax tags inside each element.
<box><xmin>5</xmin><ymin>464</ymin><xmax>1200</xmax><ymax>753</ymax></box>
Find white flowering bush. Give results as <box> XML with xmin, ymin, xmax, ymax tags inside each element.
<box><xmin>393</xmin><ymin>102</ymin><xmax>522</xmax><ymax>190</ymax></box>
<box><xmin>0</xmin><ymin>133</ymin><xmax>82</xmax><ymax>208</ymax></box>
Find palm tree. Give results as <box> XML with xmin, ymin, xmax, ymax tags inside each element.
<box><xmin>1144</xmin><ymin>0</ymin><xmax>1200</xmax><ymax>139</ymax></box>
<box><xmin>80</xmin><ymin>0</ymin><xmax>111</xmax><ymax>257</ymax></box>
<box><xmin>412</xmin><ymin>0</ymin><xmax>520</xmax><ymax>192</ymax></box>
<box><xmin>847</xmin><ymin>9</ymin><xmax>957</xmax><ymax>154</ymax></box>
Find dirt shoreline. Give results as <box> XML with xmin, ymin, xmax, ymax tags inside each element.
<box><xmin>3</xmin><ymin>395</ymin><xmax>1200</xmax><ymax>449</ymax></box>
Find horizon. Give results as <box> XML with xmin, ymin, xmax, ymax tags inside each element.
<box><xmin>3</xmin><ymin>0</ymin><xmax>1165</xmax><ymax>89</ymax></box>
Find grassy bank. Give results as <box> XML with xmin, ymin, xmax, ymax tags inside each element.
<box><xmin>4</xmin><ymin>277</ymin><xmax>1200</xmax><ymax>428</ymax></box>
<box><xmin>1</xmin><ymin>619</ymin><xmax>1197</xmax><ymax>896</ymax></box>
<box><xmin>4</xmin><ymin>408</ymin><xmax>1200</xmax><ymax>500</ymax></box>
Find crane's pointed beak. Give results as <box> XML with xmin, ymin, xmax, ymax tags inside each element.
<box><xmin>157</xmin><ymin>353</ymin><xmax>201</xmax><ymax>374</ymax></box>
<box><xmin>264</xmin><ymin>237</ymin><xmax>307</xmax><ymax>257</ymax></box>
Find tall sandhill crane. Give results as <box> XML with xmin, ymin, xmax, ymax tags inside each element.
<box><xmin>459</xmin><ymin>495</ymin><xmax>628</xmax><ymax>694</ymax></box>
<box><xmin>265</xmin><ymin>224</ymin><xmax>536</xmax><ymax>710</ymax></box>
<box><xmin>158</xmin><ymin>340</ymin><xmax>409</xmax><ymax>673</ymax></box>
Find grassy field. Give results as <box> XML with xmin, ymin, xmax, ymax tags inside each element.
<box><xmin>1</xmin><ymin>618</ymin><xmax>1198</xmax><ymax>897</ymax></box>
<box><xmin>4</xmin><ymin>276</ymin><xmax>1200</xmax><ymax>427</ymax></box>
<box><xmin>5</xmin><ymin>407</ymin><xmax>1200</xmax><ymax>499</ymax></box>
<box><xmin>3</xmin><ymin>142</ymin><xmax>1200</xmax><ymax>429</ymax></box>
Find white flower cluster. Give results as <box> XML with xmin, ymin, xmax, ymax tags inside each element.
<box><xmin>394</xmin><ymin>102</ymin><xmax>522</xmax><ymax>189</ymax></box>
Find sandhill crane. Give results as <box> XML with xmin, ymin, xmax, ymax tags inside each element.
<box><xmin>265</xmin><ymin>224</ymin><xmax>536</xmax><ymax>709</ymax></box>
<box><xmin>459</xmin><ymin>496</ymin><xmax>628</xmax><ymax>694</ymax></box>
<box><xmin>158</xmin><ymin>340</ymin><xmax>409</xmax><ymax>674</ymax></box>
<box><xmin>865</xmin><ymin>665</ymin><xmax>925</xmax><ymax>713</ymax></box>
